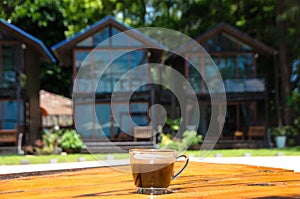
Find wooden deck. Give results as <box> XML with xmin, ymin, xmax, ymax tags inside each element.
<box><xmin>0</xmin><ymin>161</ymin><xmax>299</xmax><ymax>198</ymax></box>
<box><xmin>184</xmin><ymin>139</ymin><xmax>268</xmax><ymax>151</ymax></box>
<box><xmin>81</xmin><ymin>141</ymin><xmax>155</xmax><ymax>153</ymax></box>
<box><xmin>0</xmin><ymin>146</ymin><xmax>18</xmax><ymax>154</ymax></box>
<box><xmin>83</xmin><ymin>139</ymin><xmax>268</xmax><ymax>153</ymax></box>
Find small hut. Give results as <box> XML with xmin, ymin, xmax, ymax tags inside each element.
<box><xmin>39</xmin><ymin>90</ymin><xmax>73</xmax><ymax>129</ymax></box>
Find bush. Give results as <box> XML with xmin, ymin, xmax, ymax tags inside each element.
<box><xmin>159</xmin><ymin>130</ymin><xmax>202</xmax><ymax>152</ymax></box>
<box><xmin>60</xmin><ymin>130</ymin><xmax>85</xmax><ymax>153</ymax></box>
<box><xmin>34</xmin><ymin>129</ymin><xmax>63</xmax><ymax>155</ymax></box>
<box><xmin>25</xmin><ymin>129</ymin><xmax>85</xmax><ymax>155</ymax></box>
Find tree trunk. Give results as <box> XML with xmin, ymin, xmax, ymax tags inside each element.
<box><xmin>139</xmin><ymin>0</ymin><xmax>146</xmax><ymax>24</ymax></box>
<box><xmin>276</xmin><ymin>0</ymin><xmax>293</xmax><ymax>125</ymax></box>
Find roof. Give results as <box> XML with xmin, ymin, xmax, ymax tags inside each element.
<box><xmin>181</xmin><ymin>22</ymin><xmax>278</xmax><ymax>56</ymax></box>
<box><xmin>51</xmin><ymin>15</ymin><xmax>166</xmax><ymax>66</ymax></box>
<box><xmin>40</xmin><ymin>90</ymin><xmax>72</xmax><ymax>116</ymax></box>
<box><xmin>176</xmin><ymin>22</ymin><xmax>278</xmax><ymax>58</ymax></box>
<box><xmin>0</xmin><ymin>19</ymin><xmax>56</xmax><ymax>63</ymax></box>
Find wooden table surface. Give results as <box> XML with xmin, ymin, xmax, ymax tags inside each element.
<box><xmin>0</xmin><ymin>161</ymin><xmax>299</xmax><ymax>199</ymax></box>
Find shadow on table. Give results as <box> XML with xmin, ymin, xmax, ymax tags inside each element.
<box><xmin>74</xmin><ymin>188</ymin><xmax>184</xmax><ymax>198</ymax></box>
<box><xmin>252</xmin><ymin>196</ymin><xmax>300</xmax><ymax>199</ymax></box>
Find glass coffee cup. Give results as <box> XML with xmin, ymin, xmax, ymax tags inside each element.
<box><xmin>129</xmin><ymin>149</ymin><xmax>189</xmax><ymax>195</ymax></box>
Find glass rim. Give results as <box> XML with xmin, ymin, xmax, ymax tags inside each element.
<box><xmin>129</xmin><ymin>148</ymin><xmax>176</xmax><ymax>153</ymax></box>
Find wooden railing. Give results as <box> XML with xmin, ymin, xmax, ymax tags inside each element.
<box><xmin>248</xmin><ymin>125</ymin><xmax>266</xmax><ymax>140</ymax></box>
<box><xmin>0</xmin><ymin>129</ymin><xmax>18</xmax><ymax>145</ymax></box>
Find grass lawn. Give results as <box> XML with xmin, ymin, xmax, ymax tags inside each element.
<box><xmin>0</xmin><ymin>147</ymin><xmax>299</xmax><ymax>165</ymax></box>
<box><xmin>186</xmin><ymin>146</ymin><xmax>300</xmax><ymax>157</ymax></box>
<box><xmin>0</xmin><ymin>153</ymin><xmax>129</xmax><ymax>166</ymax></box>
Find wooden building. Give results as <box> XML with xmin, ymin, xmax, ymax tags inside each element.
<box><xmin>167</xmin><ymin>23</ymin><xmax>278</xmax><ymax>147</ymax></box>
<box><xmin>52</xmin><ymin>16</ymin><xmax>278</xmax><ymax>149</ymax></box>
<box><xmin>40</xmin><ymin>90</ymin><xmax>73</xmax><ymax>129</ymax></box>
<box><xmin>51</xmin><ymin>16</ymin><xmax>164</xmax><ymax>150</ymax></box>
<box><xmin>0</xmin><ymin>15</ymin><xmax>279</xmax><ymax>152</ymax></box>
<box><xmin>0</xmin><ymin>19</ymin><xmax>55</xmax><ymax>149</ymax></box>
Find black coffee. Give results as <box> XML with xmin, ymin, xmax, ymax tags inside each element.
<box><xmin>131</xmin><ymin>163</ymin><xmax>174</xmax><ymax>188</ymax></box>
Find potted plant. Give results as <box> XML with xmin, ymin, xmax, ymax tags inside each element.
<box><xmin>271</xmin><ymin>126</ymin><xmax>296</xmax><ymax>148</ymax></box>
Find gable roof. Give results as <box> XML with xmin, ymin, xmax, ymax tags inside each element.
<box><xmin>197</xmin><ymin>22</ymin><xmax>278</xmax><ymax>56</ymax></box>
<box><xmin>0</xmin><ymin>18</ymin><xmax>56</xmax><ymax>63</ymax></box>
<box><xmin>51</xmin><ymin>15</ymin><xmax>165</xmax><ymax>66</ymax></box>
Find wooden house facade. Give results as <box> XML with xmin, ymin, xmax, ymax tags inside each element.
<box><xmin>0</xmin><ymin>16</ymin><xmax>279</xmax><ymax>152</ymax></box>
<box><xmin>51</xmin><ymin>16</ymin><xmax>164</xmax><ymax>149</ymax></box>
<box><xmin>52</xmin><ymin>17</ymin><xmax>278</xmax><ymax>149</ymax></box>
<box><xmin>0</xmin><ymin>19</ymin><xmax>55</xmax><ymax>149</ymax></box>
<box><xmin>168</xmin><ymin>23</ymin><xmax>277</xmax><ymax>147</ymax></box>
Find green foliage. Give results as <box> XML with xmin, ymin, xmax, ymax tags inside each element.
<box><xmin>271</xmin><ymin>125</ymin><xmax>298</xmax><ymax>146</ymax></box>
<box><xmin>39</xmin><ymin>63</ymin><xmax>72</xmax><ymax>97</ymax></box>
<box><xmin>1</xmin><ymin>1</ymin><xmax>70</xmax><ymax>96</ymax></box>
<box><xmin>62</xmin><ymin>0</ymin><xmax>106</xmax><ymax>37</ymax></box>
<box><xmin>3</xmin><ymin>148</ymin><xmax>300</xmax><ymax>166</ymax></box>
<box><xmin>0</xmin><ymin>153</ymin><xmax>130</xmax><ymax>165</ymax></box>
<box><xmin>165</xmin><ymin>117</ymin><xmax>182</xmax><ymax>132</ymax></box>
<box><xmin>286</xmin><ymin>91</ymin><xmax>300</xmax><ymax>145</ymax></box>
<box><xmin>287</xmin><ymin>91</ymin><xmax>300</xmax><ymax>113</ymax></box>
<box><xmin>271</xmin><ymin>126</ymin><xmax>297</xmax><ymax>137</ymax></box>
<box><xmin>1</xmin><ymin>0</ymin><xmax>66</xmax><ymax>46</ymax></box>
<box><xmin>1</xmin><ymin>0</ymin><xmax>300</xmax><ymax>131</ymax></box>
<box><xmin>159</xmin><ymin>130</ymin><xmax>202</xmax><ymax>152</ymax></box>
<box><xmin>34</xmin><ymin>129</ymin><xmax>63</xmax><ymax>155</ymax></box>
<box><xmin>60</xmin><ymin>130</ymin><xmax>85</xmax><ymax>153</ymax></box>
<box><xmin>30</xmin><ymin>129</ymin><xmax>85</xmax><ymax>155</ymax></box>
<box><xmin>182</xmin><ymin>131</ymin><xmax>202</xmax><ymax>147</ymax></box>
<box><xmin>160</xmin><ymin>133</ymin><xmax>181</xmax><ymax>151</ymax></box>
<box><xmin>291</xmin><ymin>117</ymin><xmax>300</xmax><ymax>146</ymax></box>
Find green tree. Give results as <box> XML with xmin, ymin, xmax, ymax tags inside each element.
<box><xmin>1</xmin><ymin>0</ymin><xmax>66</xmax><ymax>47</ymax></box>
<box><xmin>0</xmin><ymin>0</ymin><xmax>70</xmax><ymax>96</ymax></box>
<box><xmin>1</xmin><ymin>0</ymin><xmax>300</xmax><ymax>129</ymax></box>
<box><xmin>39</xmin><ymin>63</ymin><xmax>72</xmax><ymax>97</ymax></box>
<box><xmin>275</xmin><ymin>0</ymin><xmax>300</xmax><ymax>126</ymax></box>
<box><xmin>62</xmin><ymin>0</ymin><xmax>109</xmax><ymax>37</ymax></box>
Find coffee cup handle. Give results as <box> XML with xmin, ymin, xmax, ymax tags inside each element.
<box><xmin>172</xmin><ymin>154</ymin><xmax>189</xmax><ymax>180</ymax></box>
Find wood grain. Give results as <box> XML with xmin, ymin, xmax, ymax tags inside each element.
<box><xmin>0</xmin><ymin>162</ymin><xmax>299</xmax><ymax>198</ymax></box>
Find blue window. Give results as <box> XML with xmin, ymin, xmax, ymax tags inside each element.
<box><xmin>75</xmin><ymin>50</ymin><xmax>147</xmax><ymax>93</ymax></box>
<box><xmin>73</xmin><ymin>103</ymin><xmax>93</xmax><ymax>138</ymax></box>
<box><xmin>74</xmin><ymin>101</ymin><xmax>149</xmax><ymax>141</ymax></box>
<box><xmin>0</xmin><ymin>100</ymin><xmax>23</xmax><ymax>129</ymax></box>
<box><xmin>0</xmin><ymin>44</ymin><xmax>22</xmax><ymax>88</ymax></box>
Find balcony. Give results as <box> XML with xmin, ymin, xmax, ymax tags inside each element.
<box><xmin>191</xmin><ymin>77</ymin><xmax>266</xmax><ymax>95</ymax></box>
<box><xmin>225</xmin><ymin>78</ymin><xmax>265</xmax><ymax>93</ymax></box>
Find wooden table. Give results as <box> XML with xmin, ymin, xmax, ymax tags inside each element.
<box><xmin>0</xmin><ymin>162</ymin><xmax>299</xmax><ymax>198</ymax></box>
